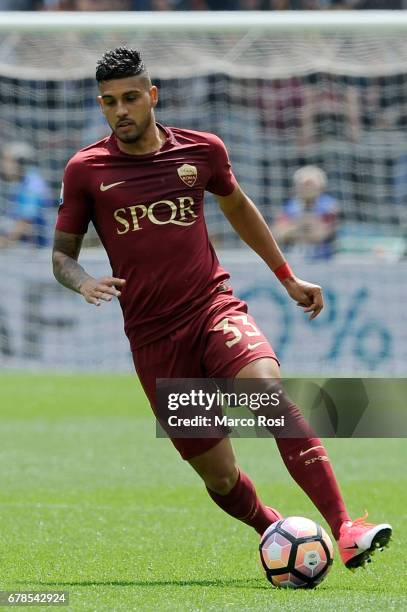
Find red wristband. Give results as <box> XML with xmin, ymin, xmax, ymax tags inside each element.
<box><xmin>274</xmin><ymin>262</ymin><xmax>294</xmax><ymax>282</ymax></box>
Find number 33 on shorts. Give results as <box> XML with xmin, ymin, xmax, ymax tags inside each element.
<box><xmin>213</xmin><ymin>315</ymin><xmax>266</xmax><ymax>350</ymax></box>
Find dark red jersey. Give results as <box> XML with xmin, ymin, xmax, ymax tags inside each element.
<box><xmin>56</xmin><ymin>124</ymin><xmax>237</xmax><ymax>348</ymax></box>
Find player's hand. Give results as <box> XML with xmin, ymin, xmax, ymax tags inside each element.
<box><xmin>282</xmin><ymin>276</ymin><xmax>323</xmax><ymax>320</ymax></box>
<box><xmin>79</xmin><ymin>276</ymin><xmax>126</xmax><ymax>307</ymax></box>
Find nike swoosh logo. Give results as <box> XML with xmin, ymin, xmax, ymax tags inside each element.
<box><xmin>299</xmin><ymin>445</ymin><xmax>325</xmax><ymax>456</ymax></box>
<box><xmin>100</xmin><ymin>181</ymin><xmax>126</xmax><ymax>191</ymax></box>
<box><xmin>344</xmin><ymin>543</ymin><xmax>360</xmax><ymax>549</ymax></box>
<box><xmin>247</xmin><ymin>341</ymin><xmax>266</xmax><ymax>350</ymax></box>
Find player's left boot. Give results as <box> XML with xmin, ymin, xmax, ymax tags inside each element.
<box><xmin>337</xmin><ymin>513</ymin><xmax>392</xmax><ymax>570</ymax></box>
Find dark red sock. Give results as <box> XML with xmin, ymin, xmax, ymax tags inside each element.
<box><xmin>276</xmin><ymin>403</ymin><xmax>350</xmax><ymax>539</ymax></box>
<box><xmin>206</xmin><ymin>469</ymin><xmax>280</xmax><ymax>535</ymax></box>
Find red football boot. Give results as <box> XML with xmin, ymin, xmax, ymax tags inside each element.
<box><xmin>337</xmin><ymin>513</ymin><xmax>392</xmax><ymax>570</ymax></box>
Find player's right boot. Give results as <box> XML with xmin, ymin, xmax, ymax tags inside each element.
<box><xmin>337</xmin><ymin>513</ymin><xmax>392</xmax><ymax>570</ymax></box>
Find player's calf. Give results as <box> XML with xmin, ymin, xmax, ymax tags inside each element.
<box><xmin>189</xmin><ymin>439</ymin><xmax>283</xmax><ymax>534</ymax></box>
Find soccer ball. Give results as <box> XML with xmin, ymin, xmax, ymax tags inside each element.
<box><xmin>259</xmin><ymin>516</ymin><xmax>334</xmax><ymax>589</ymax></box>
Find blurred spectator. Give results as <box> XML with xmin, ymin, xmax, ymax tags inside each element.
<box><xmin>0</xmin><ymin>143</ymin><xmax>52</xmax><ymax>248</ymax></box>
<box><xmin>0</xmin><ymin>0</ymin><xmax>35</xmax><ymax>8</ymax></box>
<box><xmin>234</xmin><ymin>0</ymin><xmax>275</xmax><ymax>8</ymax></box>
<box><xmin>74</xmin><ymin>0</ymin><xmax>131</xmax><ymax>8</ymax></box>
<box><xmin>238</xmin><ymin>0</ymin><xmax>265</xmax><ymax>8</ymax></box>
<box><xmin>354</xmin><ymin>1</ymin><xmax>402</xmax><ymax>8</ymax></box>
<box><xmin>258</xmin><ymin>77</ymin><xmax>310</xmax><ymax>145</ymax></box>
<box><xmin>39</xmin><ymin>0</ymin><xmax>131</xmax><ymax>8</ymax></box>
<box><xmin>303</xmin><ymin>74</ymin><xmax>360</xmax><ymax>144</ymax></box>
<box><xmin>269</xmin><ymin>0</ymin><xmax>296</xmax><ymax>8</ymax></box>
<box><xmin>271</xmin><ymin>165</ymin><xmax>338</xmax><ymax>258</ymax></box>
<box><xmin>185</xmin><ymin>0</ymin><xmax>209</xmax><ymax>8</ymax></box>
<box><xmin>148</xmin><ymin>0</ymin><xmax>175</xmax><ymax>9</ymax></box>
<box><xmin>39</xmin><ymin>0</ymin><xmax>75</xmax><ymax>8</ymax></box>
<box><xmin>238</xmin><ymin>1</ymin><xmax>302</xmax><ymax>6</ymax></box>
<box><xmin>300</xmin><ymin>0</ymin><xmax>355</xmax><ymax>8</ymax></box>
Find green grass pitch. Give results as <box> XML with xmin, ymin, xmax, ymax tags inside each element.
<box><xmin>0</xmin><ymin>374</ymin><xmax>406</xmax><ymax>611</ymax></box>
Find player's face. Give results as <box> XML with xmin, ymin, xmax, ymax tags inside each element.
<box><xmin>97</xmin><ymin>76</ymin><xmax>158</xmax><ymax>144</ymax></box>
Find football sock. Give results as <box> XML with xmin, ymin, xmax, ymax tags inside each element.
<box><xmin>275</xmin><ymin>402</ymin><xmax>350</xmax><ymax>540</ymax></box>
<box><xmin>206</xmin><ymin>469</ymin><xmax>281</xmax><ymax>535</ymax></box>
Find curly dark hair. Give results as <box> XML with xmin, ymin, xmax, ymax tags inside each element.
<box><xmin>96</xmin><ymin>47</ymin><xmax>147</xmax><ymax>83</ymax></box>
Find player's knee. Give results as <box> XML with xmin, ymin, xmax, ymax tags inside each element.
<box><xmin>204</xmin><ymin>465</ymin><xmax>239</xmax><ymax>495</ymax></box>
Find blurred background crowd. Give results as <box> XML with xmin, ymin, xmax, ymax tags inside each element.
<box><xmin>1</xmin><ymin>69</ymin><xmax>407</xmax><ymax>257</ymax></box>
<box><xmin>0</xmin><ymin>1</ymin><xmax>406</xmax><ymax>12</ymax></box>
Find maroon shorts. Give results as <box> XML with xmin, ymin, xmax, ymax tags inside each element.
<box><xmin>132</xmin><ymin>292</ymin><xmax>278</xmax><ymax>460</ymax></box>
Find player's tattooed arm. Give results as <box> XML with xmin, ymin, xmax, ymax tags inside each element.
<box><xmin>52</xmin><ymin>230</ymin><xmax>125</xmax><ymax>306</ymax></box>
<box><xmin>52</xmin><ymin>230</ymin><xmax>89</xmax><ymax>292</ymax></box>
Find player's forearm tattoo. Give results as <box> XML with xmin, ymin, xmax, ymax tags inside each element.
<box><xmin>52</xmin><ymin>232</ymin><xmax>91</xmax><ymax>293</ymax></box>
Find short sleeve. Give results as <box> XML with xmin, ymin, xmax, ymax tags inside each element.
<box><xmin>205</xmin><ymin>134</ymin><xmax>237</xmax><ymax>197</ymax></box>
<box><xmin>56</xmin><ymin>156</ymin><xmax>92</xmax><ymax>234</ymax></box>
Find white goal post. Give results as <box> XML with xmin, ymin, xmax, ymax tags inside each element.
<box><xmin>2</xmin><ymin>9</ymin><xmax>407</xmax><ymax>31</ymax></box>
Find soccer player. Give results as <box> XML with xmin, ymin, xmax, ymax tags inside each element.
<box><xmin>52</xmin><ymin>48</ymin><xmax>391</xmax><ymax>570</ymax></box>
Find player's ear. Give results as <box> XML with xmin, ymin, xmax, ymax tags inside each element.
<box><xmin>150</xmin><ymin>85</ymin><xmax>158</xmax><ymax>108</ymax></box>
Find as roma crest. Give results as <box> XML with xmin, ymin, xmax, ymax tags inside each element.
<box><xmin>177</xmin><ymin>163</ymin><xmax>197</xmax><ymax>187</ymax></box>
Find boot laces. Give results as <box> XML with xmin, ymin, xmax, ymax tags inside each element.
<box><xmin>351</xmin><ymin>511</ymin><xmax>375</xmax><ymax>529</ymax></box>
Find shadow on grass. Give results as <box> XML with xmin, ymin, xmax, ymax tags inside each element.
<box><xmin>18</xmin><ymin>579</ymin><xmax>270</xmax><ymax>590</ymax></box>
<box><xmin>17</xmin><ymin>579</ymin><xmax>395</xmax><ymax>595</ymax></box>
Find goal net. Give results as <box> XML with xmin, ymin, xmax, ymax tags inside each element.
<box><xmin>0</xmin><ymin>11</ymin><xmax>406</xmax><ymax>374</ymax></box>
